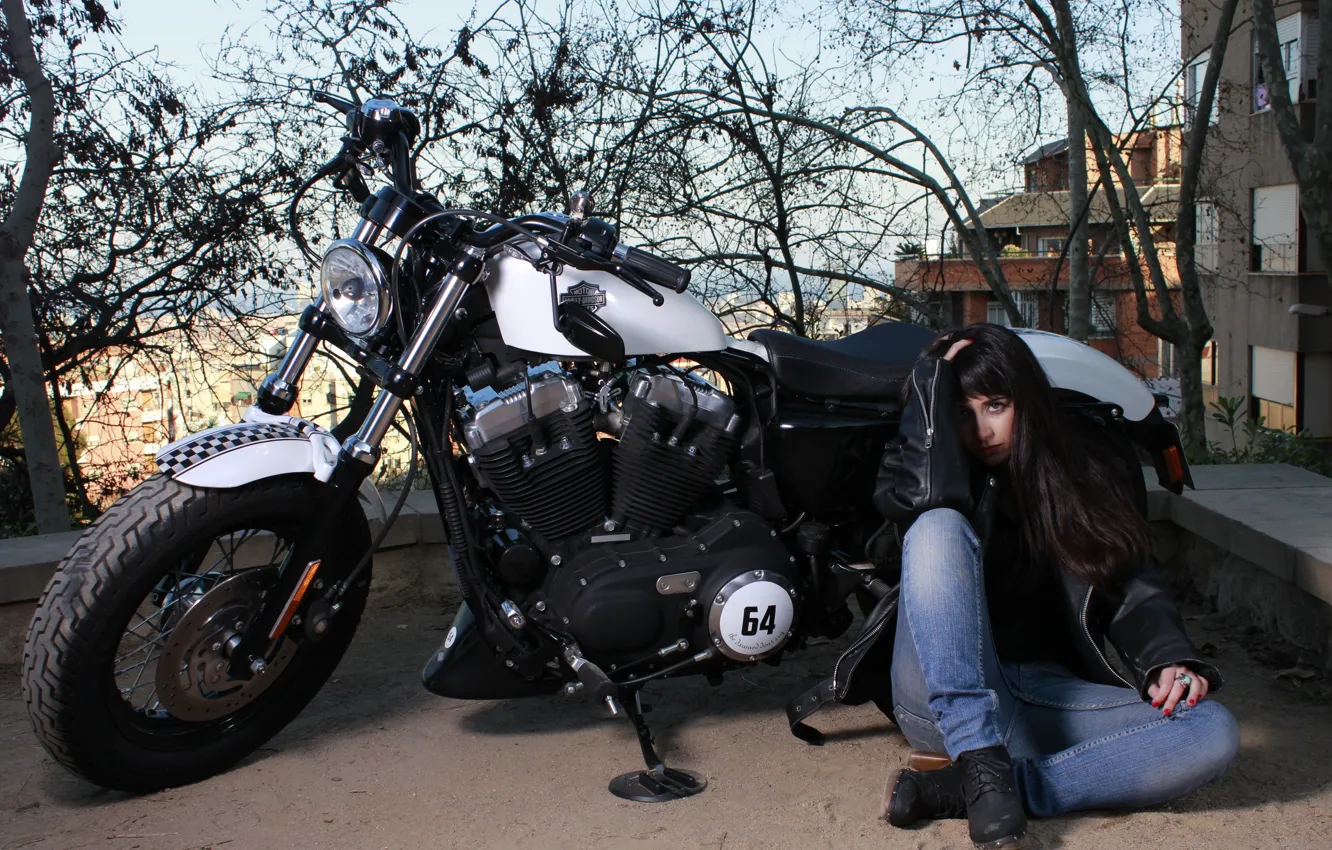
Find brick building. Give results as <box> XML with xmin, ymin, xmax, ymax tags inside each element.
<box><xmin>894</xmin><ymin>125</ymin><xmax>1184</xmax><ymax>378</ymax></box>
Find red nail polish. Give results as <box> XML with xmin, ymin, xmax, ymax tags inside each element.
<box><xmin>1152</xmin><ymin>701</ymin><xmax>1160</xmax><ymax>707</ymax></box>
<box><xmin>1188</xmin><ymin>698</ymin><xmax>1196</xmax><ymax>706</ymax></box>
<box><xmin>1164</xmin><ymin>707</ymin><xmax>1172</xmax><ymax>716</ymax></box>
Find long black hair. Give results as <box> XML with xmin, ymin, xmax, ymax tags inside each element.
<box><xmin>924</xmin><ymin>323</ymin><xmax>1152</xmax><ymax>587</ymax></box>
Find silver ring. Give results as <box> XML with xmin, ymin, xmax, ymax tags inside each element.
<box><xmin>1177</xmin><ymin>674</ymin><xmax>1193</xmax><ymax>687</ymax></box>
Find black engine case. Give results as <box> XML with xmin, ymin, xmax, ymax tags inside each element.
<box><xmin>539</xmin><ymin>508</ymin><xmax>799</xmax><ymax>671</ymax></box>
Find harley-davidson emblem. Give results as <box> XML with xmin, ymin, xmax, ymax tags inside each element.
<box><xmin>559</xmin><ymin>281</ymin><xmax>608</xmax><ymax>312</ymax></box>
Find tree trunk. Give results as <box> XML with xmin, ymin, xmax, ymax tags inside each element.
<box><xmin>0</xmin><ymin>0</ymin><xmax>70</xmax><ymax>532</ymax></box>
<box><xmin>1066</xmin><ymin>100</ymin><xmax>1091</xmax><ymax>340</ymax></box>
<box><xmin>0</xmin><ymin>270</ymin><xmax>67</xmax><ymax>532</ymax></box>
<box><xmin>1173</xmin><ymin>0</ymin><xmax>1240</xmax><ymax>448</ymax></box>
<box><xmin>1176</xmin><ymin>339</ymin><xmax>1208</xmax><ymax>452</ymax></box>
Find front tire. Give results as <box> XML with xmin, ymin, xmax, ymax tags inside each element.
<box><xmin>22</xmin><ymin>474</ymin><xmax>372</xmax><ymax>791</ymax></box>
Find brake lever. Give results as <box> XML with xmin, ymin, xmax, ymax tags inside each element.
<box><xmin>539</xmin><ymin>239</ymin><xmax>664</xmax><ymax>306</ymax></box>
<box><xmin>615</xmin><ymin>266</ymin><xmax>666</xmax><ymax>307</ymax></box>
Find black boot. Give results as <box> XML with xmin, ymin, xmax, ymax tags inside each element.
<box><xmin>885</xmin><ymin>764</ymin><xmax>966</xmax><ymax>827</ymax></box>
<box><xmin>958</xmin><ymin>746</ymin><xmax>1028</xmax><ymax>849</ymax></box>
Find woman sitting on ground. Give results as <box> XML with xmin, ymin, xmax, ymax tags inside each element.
<box><xmin>877</xmin><ymin>323</ymin><xmax>1239</xmax><ymax>849</ymax></box>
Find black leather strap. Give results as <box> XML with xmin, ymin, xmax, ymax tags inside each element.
<box><xmin>785</xmin><ymin>583</ymin><xmax>901</xmax><ymax>745</ymax></box>
<box><xmin>785</xmin><ymin>676</ymin><xmax>836</xmax><ymax>745</ymax></box>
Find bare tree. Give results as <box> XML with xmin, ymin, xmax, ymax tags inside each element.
<box><xmin>1</xmin><ymin>2</ymin><xmax>331</xmax><ymax>528</ymax></box>
<box><xmin>1041</xmin><ymin>0</ymin><xmax>1240</xmax><ymax>443</ymax></box>
<box><xmin>1252</xmin><ymin>0</ymin><xmax>1332</xmax><ymax>273</ymax></box>
<box><xmin>834</xmin><ymin>0</ymin><xmax>1238</xmax><ymax>443</ymax></box>
<box><xmin>0</xmin><ymin>0</ymin><xmax>86</xmax><ymax>533</ymax></box>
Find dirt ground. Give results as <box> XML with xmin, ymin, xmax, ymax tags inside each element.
<box><xmin>2</xmin><ymin>600</ymin><xmax>1330</xmax><ymax>850</ymax></box>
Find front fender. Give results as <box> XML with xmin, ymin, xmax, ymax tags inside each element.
<box><xmin>154</xmin><ymin>408</ymin><xmax>386</xmax><ymax>526</ymax></box>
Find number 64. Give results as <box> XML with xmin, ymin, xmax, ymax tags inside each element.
<box><xmin>741</xmin><ymin>605</ymin><xmax>777</xmax><ymax>636</ymax></box>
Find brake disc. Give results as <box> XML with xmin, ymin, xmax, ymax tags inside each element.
<box><xmin>154</xmin><ymin>569</ymin><xmax>299</xmax><ymax>722</ymax></box>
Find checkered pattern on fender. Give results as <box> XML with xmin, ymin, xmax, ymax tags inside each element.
<box><xmin>156</xmin><ymin>420</ymin><xmax>320</xmax><ymax>478</ymax></box>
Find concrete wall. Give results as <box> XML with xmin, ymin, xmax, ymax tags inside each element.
<box><xmin>1155</xmin><ymin>523</ymin><xmax>1332</xmax><ymax>669</ymax></box>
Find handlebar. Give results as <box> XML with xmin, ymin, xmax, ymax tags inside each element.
<box><xmin>452</xmin><ymin>212</ymin><xmax>690</xmax><ymax>303</ymax></box>
<box><xmin>615</xmin><ymin>245</ymin><xmax>691</xmax><ymax>294</ymax></box>
<box><xmin>307</xmin><ymin>90</ymin><xmax>691</xmax><ymax>303</ymax></box>
<box><xmin>313</xmin><ymin>91</ymin><xmax>358</xmax><ymax>115</ymax></box>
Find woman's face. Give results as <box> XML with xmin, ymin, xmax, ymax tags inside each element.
<box><xmin>959</xmin><ymin>394</ymin><xmax>1015</xmax><ymax>467</ymax></box>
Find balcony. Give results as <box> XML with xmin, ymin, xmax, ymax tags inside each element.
<box><xmin>894</xmin><ymin>251</ymin><xmax>1177</xmax><ymax>292</ymax></box>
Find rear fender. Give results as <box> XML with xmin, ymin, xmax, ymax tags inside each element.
<box><xmin>1014</xmin><ymin>329</ymin><xmax>1194</xmax><ymax>493</ymax></box>
<box><xmin>1014</xmin><ymin>328</ymin><xmax>1156</xmax><ymax>421</ymax></box>
<box><xmin>154</xmin><ymin>408</ymin><xmax>386</xmax><ymax>526</ymax></box>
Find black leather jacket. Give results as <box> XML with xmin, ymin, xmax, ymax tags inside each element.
<box><xmin>873</xmin><ymin>355</ymin><xmax>1222</xmax><ymax>699</ymax></box>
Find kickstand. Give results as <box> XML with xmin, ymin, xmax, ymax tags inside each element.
<box><xmin>607</xmin><ymin>688</ymin><xmax>707</xmax><ymax>802</ymax></box>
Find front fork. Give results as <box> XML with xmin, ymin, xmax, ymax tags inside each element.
<box><xmin>226</xmin><ymin>242</ymin><xmax>485</xmax><ymax>679</ymax></box>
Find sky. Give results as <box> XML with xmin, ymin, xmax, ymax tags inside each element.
<box><xmin>112</xmin><ymin>0</ymin><xmax>1184</xmax><ymax>256</ymax></box>
<box><xmin>118</xmin><ymin>0</ymin><xmax>450</xmax><ymax>87</ymax></box>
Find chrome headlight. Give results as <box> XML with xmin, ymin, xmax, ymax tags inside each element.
<box><xmin>320</xmin><ymin>239</ymin><xmax>391</xmax><ymax>337</ymax></box>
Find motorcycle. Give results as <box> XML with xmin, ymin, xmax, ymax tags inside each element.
<box><xmin>21</xmin><ymin>93</ymin><xmax>1193</xmax><ymax>799</ymax></box>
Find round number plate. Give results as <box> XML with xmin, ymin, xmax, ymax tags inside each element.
<box><xmin>707</xmin><ymin>571</ymin><xmax>796</xmax><ymax>662</ymax></box>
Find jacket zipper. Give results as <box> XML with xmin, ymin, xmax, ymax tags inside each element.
<box><xmin>916</xmin><ymin>363</ymin><xmax>938</xmax><ymax>449</ymax></box>
<box><xmin>1080</xmin><ymin>586</ymin><xmax>1134</xmax><ymax>689</ymax></box>
<box><xmin>833</xmin><ymin>615</ymin><xmax>887</xmax><ymax>696</ymax></box>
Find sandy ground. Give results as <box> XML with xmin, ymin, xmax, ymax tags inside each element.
<box><xmin>2</xmin><ymin>600</ymin><xmax>1330</xmax><ymax>850</ymax></box>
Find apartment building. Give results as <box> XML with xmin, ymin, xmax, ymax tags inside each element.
<box><xmin>894</xmin><ymin>125</ymin><xmax>1184</xmax><ymax>378</ymax></box>
<box><xmin>1183</xmin><ymin>0</ymin><xmax>1330</xmax><ymax>436</ymax></box>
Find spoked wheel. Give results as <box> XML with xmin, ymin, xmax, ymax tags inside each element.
<box><xmin>23</xmin><ymin>474</ymin><xmax>372</xmax><ymax>791</ymax></box>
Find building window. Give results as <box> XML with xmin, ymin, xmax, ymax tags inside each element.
<box><xmin>1201</xmin><ymin>340</ymin><xmax>1218</xmax><ymax>386</ymax></box>
<box><xmin>1251</xmin><ymin>184</ymin><xmax>1299</xmax><ymax>273</ymax></box>
<box><xmin>1250</xmin><ymin>345</ymin><xmax>1299</xmax><ymax>431</ymax></box>
<box><xmin>1036</xmin><ymin>237</ymin><xmax>1066</xmax><ymax>257</ymax></box>
<box><xmin>987</xmin><ymin>291</ymin><xmax>1039</xmax><ymax>328</ymax></box>
<box><xmin>1184</xmin><ymin>49</ymin><xmax>1215</xmax><ymax>124</ymax></box>
<box><xmin>1253</xmin><ymin>14</ymin><xmax>1302</xmax><ymax>112</ymax></box>
<box><xmin>909</xmin><ymin>292</ymin><xmax>953</xmax><ymax>327</ymax></box>
<box><xmin>1090</xmin><ymin>292</ymin><xmax>1116</xmax><ymax>337</ymax></box>
<box><xmin>1159</xmin><ymin>341</ymin><xmax>1179</xmax><ymax>379</ymax></box>
<box><xmin>1195</xmin><ymin>201</ymin><xmax>1219</xmax><ymax>271</ymax></box>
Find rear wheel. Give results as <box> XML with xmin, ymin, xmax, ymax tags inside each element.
<box><xmin>22</xmin><ymin>474</ymin><xmax>372</xmax><ymax>791</ymax></box>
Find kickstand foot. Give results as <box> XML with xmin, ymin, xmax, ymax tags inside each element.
<box><xmin>609</xmin><ymin>766</ymin><xmax>707</xmax><ymax>802</ymax></box>
<box><xmin>607</xmin><ymin>688</ymin><xmax>707</xmax><ymax>802</ymax></box>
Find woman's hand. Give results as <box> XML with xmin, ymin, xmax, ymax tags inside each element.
<box><xmin>1147</xmin><ymin>664</ymin><xmax>1210</xmax><ymax>715</ymax></box>
<box><xmin>943</xmin><ymin>337</ymin><xmax>973</xmax><ymax>361</ymax></box>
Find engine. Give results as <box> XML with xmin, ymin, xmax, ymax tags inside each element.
<box><xmin>542</xmin><ymin>506</ymin><xmax>800</xmax><ymax>669</ymax></box>
<box><xmin>462</xmin><ymin>367</ymin><xmax>741</xmax><ymax>543</ymax></box>
<box><xmin>460</xmin><ymin>367</ymin><xmax>800</xmax><ymax>670</ymax></box>
<box><xmin>463</xmin><ymin>374</ymin><xmax>607</xmax><ymax>543</ymax></box>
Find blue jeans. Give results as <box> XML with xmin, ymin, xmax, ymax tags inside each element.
<box><xmin>891</xmin><ymin>508</ymin><xmax>1240</xmax><ymax>817</ymax></box>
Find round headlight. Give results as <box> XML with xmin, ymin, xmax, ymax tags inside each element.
<box><xmin>320</xmin><ymin>240</ymin><xmax>390</xmax><ymax>337</ymax></box>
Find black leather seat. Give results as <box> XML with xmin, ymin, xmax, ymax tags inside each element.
<box><xmin>748</xmin><ymin>321</ymin><xmax>936</xmax><ymax>400</ymax></box>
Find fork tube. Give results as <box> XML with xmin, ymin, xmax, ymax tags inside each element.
<box><xmin>257</xmin><ymin>298</ymin><xmax>327</xmax><ymax>415</ymax></box>
<box><xmin>342</xmin><ymin>246</ymin><xmax>485</xmax><ymax>464</ymax></box>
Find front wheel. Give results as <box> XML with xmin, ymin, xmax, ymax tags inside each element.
<box><xmin>22</xmin><ymin>474</ymin><xmax>373</xmax><ymax>791</ymax></box>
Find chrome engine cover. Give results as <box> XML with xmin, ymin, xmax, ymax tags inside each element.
<box><xmin>462</xmin><ymin>374</ymin><xmax>584</xmax><ymax>450</ymax></box>
<box><xmin>619</xmin><ymin>371</ymin><xmax>741</xmax><ymax>438</ymax></box>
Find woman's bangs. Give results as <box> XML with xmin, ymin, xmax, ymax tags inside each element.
<box><xmin>955</xmin><ymin>353</ymin><xmax>1012</xmax><ymax>400</ymax></box>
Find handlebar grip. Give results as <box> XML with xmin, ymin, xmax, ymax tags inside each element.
<box><xmin>619</xmin><ymin>245</ymin><xmax>691</xmax><ymax>293</ymax></box>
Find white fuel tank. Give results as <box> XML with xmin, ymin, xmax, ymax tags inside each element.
<box><xmin>485</xmin><ymin>253</ymin><xmax>728</xmax><ymax>357</ymax></box>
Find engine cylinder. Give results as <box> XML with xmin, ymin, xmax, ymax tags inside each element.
<box><xmin>466</xmin><ymin>375</ymin><xmax>608</xmax><ymax>541</ymax></box>
<box><xmin>610</xmin><ymin>372</ymin><xmax>739</xmax><ymax>534</ymax></box>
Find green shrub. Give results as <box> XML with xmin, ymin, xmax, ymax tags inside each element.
<box><xmin>1186</xmin><ymin>395</ymin><xmax>1332</xmax><ymax>477</ymax></box>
